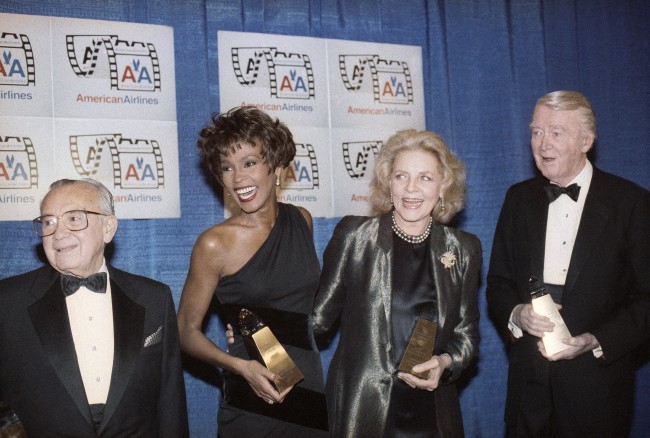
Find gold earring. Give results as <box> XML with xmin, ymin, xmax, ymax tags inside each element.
<box><xmin>440</xmin><ymin>198</ymin><xmax>446</xmax><ymax>212</ymax></box>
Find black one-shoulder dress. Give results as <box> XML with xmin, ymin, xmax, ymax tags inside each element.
<box><xmin>215</xmin><ymin>203</ymin><xmax>328</xmax><ymax>437</ymax></box>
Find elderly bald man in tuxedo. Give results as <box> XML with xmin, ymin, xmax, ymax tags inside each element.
<box><xmin>0</xmin><ymin>178</ymin><xmax>188</xmax><ymax>437</ymax></box>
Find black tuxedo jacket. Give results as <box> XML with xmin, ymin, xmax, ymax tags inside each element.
<box><xmin>0</xmin><ymin>264</ymin><xmax>188</xmax><ymax>437</ymax></box>
<box><xmin>486</xmin><ymin>167</ymin><xmax>650</xmax><ymax>434</ymax></box>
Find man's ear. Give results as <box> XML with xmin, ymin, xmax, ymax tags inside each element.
<box><xmin>103</xmin><ymin>216</ymin><xmax>118</xmax><ymax>244</ymax></box>
<box><xmin>581</xmin><ymin>131</ymin><xmax>595</xmax><ymax>153</ymax></box>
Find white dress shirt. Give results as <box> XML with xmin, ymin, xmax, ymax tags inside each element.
<box><xmin>65</xmin><ymin>261</ymin><xmax>114</xmax><ymax>404</ymax></box>
<box><xmin>543</xmin><ymin>161</ymin><xmax>593</xmax><ymax>285</ymax></box>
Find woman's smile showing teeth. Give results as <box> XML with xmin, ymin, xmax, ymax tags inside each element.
<box><xmin>235</xmin><ymin>186</ymin><xmax>257</xmax><ymax>202</ymax></box>
<box><xmin>401</xmin><ymin>198</ymin><xmax>423</xmax><ymax>208</ymax></box>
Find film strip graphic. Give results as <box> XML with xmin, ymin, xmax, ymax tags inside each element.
<box><xmin>70</xmin><ymin>134</ymin><xmax>164</xmax><ymax>189</ymax></box>
<box><xmin>342</xmin><ymin>141</ymin><xmax>382</xmax><ymax>180</ymax></box>
<box><xmin>0</xmin><ymin>135</ymin><xmax>38</xmax><ymax>189</ymax></box>
<box><xmin>281</xmin><ymin>143</ymin><xmax>319</xmax><ymax>190</ymax></box>
<box><xmin>0</xmin><ymin>32</ymin><xmax>35</xmax><ymax>86</ymax></box>
<box><xmin>66</xmin><ymin>35</ymin><xmax>161</xmax><ymax>91</ymax></box>
<box><xmin>231</xmin><ymin>47</ymin><xmax>315</xmax><ymax>99</ymax></box>
<box><xmin>70</xmin><ymin>134</ymin><xmax>106</xmax><ymax>177</ymax></box>
<box><xmin>66</xmin><ymin>35</ymin><xmax>112</xmax><ymax>78</ymax></box>
<box><xmin>339</xmin><ymin>55</ymin><xmax>413</xmax><ymax>105</ymax></box>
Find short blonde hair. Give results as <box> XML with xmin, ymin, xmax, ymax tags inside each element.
<box><xmin>370</xmin><ymin>129</ymin><xmax>466</xmax><ymax>224</ymax></box>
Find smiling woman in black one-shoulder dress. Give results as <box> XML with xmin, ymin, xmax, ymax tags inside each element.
<box><xmin>177</xmin><ymin>107</ymin><xmax>327</xmax><ymax>437</ymax></box>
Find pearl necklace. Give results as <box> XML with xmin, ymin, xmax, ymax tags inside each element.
<box><xmin>391</xmin><ymin>211</ymin><xmax>432</xmax><ymax>244</ymax></box>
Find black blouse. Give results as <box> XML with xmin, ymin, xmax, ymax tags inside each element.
<box><xmin>385</xmin><ymin>233</ymin><xmax>438</xmax><ymax>437</ymax></box>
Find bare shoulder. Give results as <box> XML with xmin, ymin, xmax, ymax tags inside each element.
<box><xmin>194</xmin><ymin>221</ymin><xmax>235</xmax><ymax>255</ymax></box>
<box><xmin>193</xmin><ymin>215</ymin><xmax>272</xmax><ymax>277</ymax></box>
<box><xmin>190</xmin><ymin>219</ymin><xmax>241</xmax><ymax>273</ymax></box>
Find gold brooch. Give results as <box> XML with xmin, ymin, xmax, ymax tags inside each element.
<box><xmin>440</xmin><ymin>251</ymin><xmax>457</xmax><ymax>269</ymax></box>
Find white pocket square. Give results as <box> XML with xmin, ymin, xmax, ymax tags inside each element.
<box><xmin>144</xmin><ymin>325</ymin><xmax>163</xmax><ymax>347</ymax></box>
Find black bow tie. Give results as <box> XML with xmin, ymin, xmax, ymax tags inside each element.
<box><xmin>61</xmin><ymin>272</ymin><xmax>107</xmax><ymax>296</ymax></box>
<box><xmin>544</xmin><ymin>183</ymin><xmax>581</xmax><ymax>203</ymax></box>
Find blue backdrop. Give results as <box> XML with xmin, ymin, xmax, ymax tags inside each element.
<box><xmin>1</xmin><ymin>1</ymin><xmax>648</xmax><ymax>437</ymax></box>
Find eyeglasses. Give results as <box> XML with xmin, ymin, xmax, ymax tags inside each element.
<box><xmin>32</xmin><ymin>210</ymin><xmax>107</xmax><ymax>237</ymax></box>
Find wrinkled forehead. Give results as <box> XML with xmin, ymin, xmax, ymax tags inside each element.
<box><xmin>41</xmin><ymin>183</ymin><xmax>100</xmax><ymax>215</ymax></box>
<box><xmin>392</xmin><ymin>148</ymin><xmax>444</xmax><ymax>179</ymax></box>
<box><xmin>531</xmin><ymin>105</ymin><xmax>583</xmax><ymax>128</ymax></box>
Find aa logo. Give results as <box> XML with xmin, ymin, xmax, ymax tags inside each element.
<box><xmin>0</xmin><ymin>32</ymin><xmax>35</xmax><ymax>86</ymax></box>
<box><xmin>69</xmin><ymin>134</ymin><xmax>164</xmax><ymax>189</ymax></box>
<box><xmin>342</xmin><ymin>141</ymin><xmax>382</xmax><ymax>180</ymax></box>
<box><xmin>281</xmin><ymin>143</ymin><xmax>319</xmax><ymax>190</ymax></box>
<box><xmin>66</xmin><ymin>35</ymin><xmax>161</xmax><ymax>92</ymax></box>
<box><xmin>0</xmin><ymin>136</ymin><xmax>38</xmax><ymax>189</ymax></box>
<box><xmin>339</xmin><ymin>55</ymin><xmax>413</xmax><ymax>104</ymax></box>
<box><xmin>231</xmin><ymin>47</ymin><xmax>315</xmax><ymax>99</ymax></box>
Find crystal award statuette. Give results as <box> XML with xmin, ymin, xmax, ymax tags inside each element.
<box><xmin>397</xmin><ymin>318</ymin><xmax>438</xmax><ymax>379</ymax></box>
<box><xmin>529</xmin><ymin>277</ymin><xmax>572</xmax><ymax>356</ymax></box>
<box><xmin>238</xmin><ymin>308</ymin><xmax>304</xmax><ymax>393</ymax></box>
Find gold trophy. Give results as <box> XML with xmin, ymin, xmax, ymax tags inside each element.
<box><xmin>238</xmin><ymin>308</ymin><xmax>304</xmax><ymax>393</ymax></box>
<box><xmin>398</xmin><ymin>318</ymin><xmax>438</xmax><ymax>379</ymax></box>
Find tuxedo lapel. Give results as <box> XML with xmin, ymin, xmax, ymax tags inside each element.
<box><xmin>28</xmin><ymin>277</ymin><xmax>93</xmax><ymax>427</ymax></box>
<box><xmin>99</xmin><ymin>275</ymin><xmax>145</xmax><ymax>433</ymax></box>
<box><xmin>526</xmin><ymin>180</ymin><xmax>549</xmax><ymax>281</ymax></box>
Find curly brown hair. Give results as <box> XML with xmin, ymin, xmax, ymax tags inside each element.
<box><xmin>197</xmin><ymin>106</ymin><xmax>296</xmax><ymax>186</ymax></box>
<box><xmin>370</xmin><ymin>129</ymin><xmax>466</xmax><ymax>224</ymax></box>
